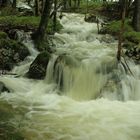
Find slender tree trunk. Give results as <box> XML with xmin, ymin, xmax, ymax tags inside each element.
<box><xmin>85</xmin><ymin>0</ymin><xmax>88</xmax><ymax>19</ymax></box>
<box><xmin>12</xmin><ymin>0</ymin><xmax>16</xmax><ymax>8</ymax></box>
<box><xmin>77</xmin><ymin>0</ymin><xmax>80</xmax><ymax>8</ymax></box>
<box><xmin>63</xmin><ymin>0</ymin><xmax>67</xmax><ymax>10</ymax></box>
<box><xmin>74</xmin><ymin>0</ymin><xmax>76</xmax><ymax>8</ymax></box>
<box><xmin>117</xmin><ymin>0</ymin><xmax>126</xmax><ymax>61</ymax></box>
<box><xmin>133</xmin><ymin>0</ymin><xmax>140</xmax><ymax>31</ymax></box>
<box><xmin>34</xmin><ymin>0</ymin><xmax>53</xmax><ymax>43</ymax></box>
<box><xmin>35</xmin><ymin>0</ymin><xmax>39</xmax><ymax>16</ymax></box>
<box><xmin>69</xmin><ymin>0</ymin><xmax>71</xmax><ymax>8</ymax></box>
<box><xmin>53</xmin><ymin>0</ymin><xmax>57</xmax><ymax>32</ymax></box>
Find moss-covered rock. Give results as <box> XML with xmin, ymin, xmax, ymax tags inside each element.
<box><xmin>0</xmin><ymin>82</ymin><xmax>9</xmax><ymax>94</ymax></box>
<box><xmin>85</xmin><ymin>14</ymin><xmax>97</xmax><ymax>23</ymax></box>
<box><xmin>0</xmin><ymin>39</ymin><xmax>30</xmax><ymax>70</ymax></box>
<box><xmin>125</xmin><ymin>45</ymin><xmax>140</xmax><ymax>62</ymax></box>
<box><xmin>27</xmin><ymin>51</ymin><xmax>51</xmax><ymax>79</ymax></box>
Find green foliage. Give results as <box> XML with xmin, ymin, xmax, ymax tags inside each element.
<box><xmin>0</xmin><ymin>32</ymin><xmax>8</xmax><ymax>39</ymax></box>
<box><xmin>124</xmin><ymin>31</ymin><xmax>140</xmax><ymax>44</ymax></box>
<box><xmin>80</xmin><ymin>1</ymin><xmax>103</xmax><ymax>9</ymax></box>
<box><xmin>48</xmin><ymin>19</ymin><xmax>63</xmax><ymax>33</ymax></box>
<box><xmin>104</xmin><ymin>20</ymin><xmax>133</xmax><ymax>36</ymax></box>
<box><xmin>0</xmin><ymin>6</ymin><xmax>19</xmax><ymax>16</ymax></box>
<box><xmin>0</xmin><ymin>39</ymin><xmax>22</xmax><ymax>50</ymax></box>
<box><xmin>75</xmin><ymin>1</ymin><xmax>103</xmax><ymax>14</ymax></box>
<box><xmin>123</xmin><ymin>40</ymin><xmax>136</xmax><ymax>50</ymax></box>
<box><xmin>102</xmin><ymin>19</ymin><xmax>140</xmax><ymax>46</ymax></box>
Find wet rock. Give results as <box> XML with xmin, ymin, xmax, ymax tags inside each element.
<box><xmin>100</xmin><ymin>34</ymin><xmax>115</xmax><ymax>43</ymax></box>
<box><xmin>122</xmin><ymin>41</ymin><xmax>136</xmax><ymax>50</ymax></box>
<box><xmin>0</xmin><ymin>82</ymin><xmax>10</xmax><ymax>93</ymax></box>
<box><xmin>27</xmin><ymin>51</ymin><xmax>51</xmax><ymax>79</ymax></box>
<box><xmin>125</xmin><ymin>45</ymin><xmax>140</xmax><ymax>62</ymax></box>
<box><xmin>8</xmin><ymin>29</ymin><xmax>19</xmax><ymax>40</ymax></box>
<box><xmin>99</xmin><ymin>28</ymin><xmax>107</xmax><ymax>34</ymax></box>
<box><xmin>0</xmin><ymin>39</ymin><xmax>30</xmax><ymax>71</ymax></box>
<box><xmin>53</xmin><ymin>54</ymin><xmax>79</xmax><ymax>89</ymax></box>
<box><xmin>17</xmin><ymin>2</ymin><xmax>34</xmax><ymax>16</ymax></box>
<box><xmin>85</xmin><ymin>14</ymin><xmax>97</xmax><ymax>23</ymax></box>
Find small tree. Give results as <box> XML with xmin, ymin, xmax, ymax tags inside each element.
<box><xmin>53</xmin><ymin>0</ymin><xmax>57</xmax><ymax>32</ymax></box>
<box><xmin>33</xmin><ymin>0</ymin><xmax>53</xmax><ymax>46</ymax></box>
<box><xmin>117</xmin><ymin>0</ymin><xmax>126</xmax><ymax>61</ymax></box>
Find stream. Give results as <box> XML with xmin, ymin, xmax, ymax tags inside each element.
<box><xmin>0</xmin><ymin>13</ymin><xmax>140</xmax><ymax>140</ymax></box>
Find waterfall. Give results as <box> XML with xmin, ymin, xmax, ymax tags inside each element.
<box><xmin>0</xmin><ymin>13</ymin><xmax>140</xmax><ymax>140</ymax></box>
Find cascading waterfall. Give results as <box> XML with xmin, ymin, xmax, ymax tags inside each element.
<box><xmin>0</xmin><ymin>13</ymin><xmax>140</xmax><ymax>140</ymax></box>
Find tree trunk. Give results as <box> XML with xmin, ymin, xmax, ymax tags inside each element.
<box><xmin>12</xmin><ymin>0</ymin><xmax>16</xmax><ymax>8</ymax></box>
<box><xmin>53</xmin><ymin>0</ymin><xmax>57</xmax><ymax>32</ymax></box>
<box><xmin>35</xmin><ymin>0</ymin><xmax>39</xmax><ymax>16</ymax></box>
<box><xmin>117</xmin><ymin>0</ymin><xmax>126</xmax><ymax>61</ymax></box>
<box><xmin>69</xmin><ymin>0</ymin><xmax>71</xmax><ymax>8</ymax></box>
<box><xmin>34</xmin><ymin>0</ymin><xmax>53</xmax><ymax>44</ymax></box>
<box><xmin>63</xmin><ymin>0</ymin><xmax>67</xmax><ymax>10</ymax></box>
<box><xmin>77</xmin><ymin>0</ymin><xmax>80</xmax><ymax>8</ymax></box>
<box><xmin>133</xmin><ymin>0</ymin><xmax>140</xmax><ymax>31</ymax></box>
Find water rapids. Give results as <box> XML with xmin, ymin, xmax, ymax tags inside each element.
<box><xmin>0</xmin><ymin>13</ymin><xmax>140</xmax><ymax>140</ymax></box>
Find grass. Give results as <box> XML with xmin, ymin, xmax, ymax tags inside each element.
<box><xmin>0</xmin><ymin>16</ymin><xmax>63</xmax><ymax>33</ymax></box>
<box><xmin>0</xmin><ymin>16</ymin><xmax>40</xmax><ymax>28</ymax></box>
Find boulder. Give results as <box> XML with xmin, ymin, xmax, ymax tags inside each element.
<box><xmin>17</xmin><ymin>2</ymin><xmax>34</xmax><ymax>16</ymax></box>
<box><xmin>0</xmin><ymin>82</ymin><xmax>10</xmax><ymax>93</ymax></box>
<box><xmin>85</xmin><ymin>14</ymin><xmax>97</xmax><ymax>23</ymax></box>
<box><xmin>122</xmin><ymin>41</ymin><xmax>136</xmax><ymax>50</ymax></box>
<box><xmin>0</xmin><ymin>39</ymin><xmax>30</xmax><ymax>70</ymax></box>
<box><xmin>27</xmin><ymin>51</ymin><xmax>51</xmax><ymax>79</ymax></box>
<box><xmin>100</xmin><ymin>34</ymin><xmax>115</xmax><ymax>43</ymax></box>
<box><xmin>125</xmin><ymin>45</ymin><xmax>140</xmax><ymax>62</ymax></box>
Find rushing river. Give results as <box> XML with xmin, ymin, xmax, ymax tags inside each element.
<box><xmin>0</xmin><ymin>14</ymin><xmax>140</xmax><ymax>140</ymax></box>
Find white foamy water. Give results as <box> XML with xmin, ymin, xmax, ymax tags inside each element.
<box><xmin>0</xmin><ymin>13</ymin><xmax>140</xmax><ymax>140</ymax></box>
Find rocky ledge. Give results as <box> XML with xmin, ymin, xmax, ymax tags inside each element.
<box><xmin>0</xmin><ymin>32</ymin><xmax>30</xmax><ymax>71</ymax></box>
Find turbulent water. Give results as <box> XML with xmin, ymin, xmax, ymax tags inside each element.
<box><xmin>0</xmin><ymin>14</ymin><xmax>140</xmax><ymax>140</ymax></box>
